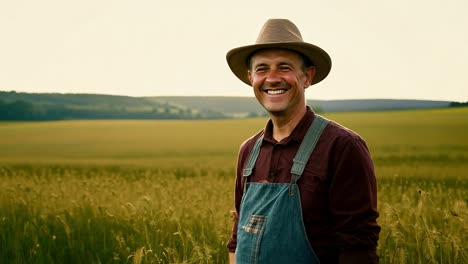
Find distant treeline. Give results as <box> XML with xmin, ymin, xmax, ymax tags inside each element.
<box><xmin>0</xmin><ymin>99</ymin><xmax>223</xmax><ymax>120</ymax></box>
<box><xmin>450</xmin><ymin>101</ymin><xmax>468</xmax><ymax>107</ymax></box>
<box><xmin>0</xmin><ymin>91</ymin><xmax>269</xmax><ymax>120</ymax></box>
<box><xmin>0</xmin><ymin>91</ymin><xmax>462</xmax><ymax>121</ymax></box>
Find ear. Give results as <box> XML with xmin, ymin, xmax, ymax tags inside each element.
<box><xmin>304</xmin><ymin>66</ymin><xmax>316</xmax><ymax>88</ymax></box>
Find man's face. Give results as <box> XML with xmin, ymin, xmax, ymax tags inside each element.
<box><xmin>248</xmin><ymin>49</ymin><xmax>315</xmax><ymax>117</ymax></box>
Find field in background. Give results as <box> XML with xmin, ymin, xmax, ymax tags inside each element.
<box><xmin>1</xmin><ymin>107</ymin><xmax>467</xmax><ymax>263</ymax></box>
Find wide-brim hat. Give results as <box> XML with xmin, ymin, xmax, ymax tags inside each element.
<box><xmin>226</xmin><ymin>19</ymin><xmax>332</xmax><ymax>86</ymax></box>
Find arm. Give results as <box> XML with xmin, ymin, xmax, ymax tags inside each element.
<box><xmin>226</xmin><ymin>165</ymin><xmax>243</xmax><ymax>257</ymax></box>
<box><xmin>227</xmin><ymin>139</ymin><xmax>251</xmax><ymax>261</ymax></box>
<box><xmin>329</xmin><ymin>137</ymin><xmax>380</xmax><ymax>263</ymax></box>
<box><xmin>229</xmin><ymin>252</ymin><xmax>236</xmax><ymax>264</ymax></box>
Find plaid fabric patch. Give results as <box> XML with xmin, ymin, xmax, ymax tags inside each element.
<box><xmin>242</xmin><ymin>215</ymin><xmax>266</xmax><ymax>234</ymax></box>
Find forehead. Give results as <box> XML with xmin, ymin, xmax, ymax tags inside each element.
<box><xmin>250</xmin><ymin>48</ymin><xmax>303</xmax><ymax>65</ymax></box>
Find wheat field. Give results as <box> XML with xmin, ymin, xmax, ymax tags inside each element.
<box><xmin>1</xmin><ymin>107</ymin><xmax>467</xmax><ymax>263</ymax></box>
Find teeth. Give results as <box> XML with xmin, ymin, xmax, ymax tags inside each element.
<box><xmin>266</xmin><ymin>89</ymin><xmax>286</xmax><ymax>95</ymax></box>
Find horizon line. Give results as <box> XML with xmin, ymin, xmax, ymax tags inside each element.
<box><xmin>0</xmin><ymin>90</ymin><xmax>463</xmax><ymax>103</ymax></box>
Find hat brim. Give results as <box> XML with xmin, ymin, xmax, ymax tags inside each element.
<box><xmin>226</xmin><ymin>42</ymin><xmax>332</xmax><ymax>86</ymax></box>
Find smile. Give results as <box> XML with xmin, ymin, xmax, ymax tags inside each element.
<box><xmin>265</xmin><ymin>89</ymin><xmax>287</xmax><ymax>95</ymax></box>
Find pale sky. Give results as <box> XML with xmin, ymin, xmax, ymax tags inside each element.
<box><xmin>1</xmin><ymin>0</ymin><xmax>467</xmax><ymax>101</ymax></box>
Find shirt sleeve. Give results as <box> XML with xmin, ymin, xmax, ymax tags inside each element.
<box><xmin>226</xmin><ymin>140</ymin><xmax>250</xmax><ymax>253</ymax></box>
<box><xmin>329</xmin><ymin>136</ymin><xmax>381</xmax><ymax>263</ymax></box>
<box><xmin>226</xmin><ymin>175</ymin><xmax>242</xmax><ymax>253</ymax></box>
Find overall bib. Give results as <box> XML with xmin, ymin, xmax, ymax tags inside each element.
<box><xmin>236</xmin><ymin>115</ymin><xmax>329</xmax><ymax>264</ymax></box>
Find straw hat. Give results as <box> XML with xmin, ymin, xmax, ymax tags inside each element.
<box><xmin>226</xmin><ymin>19</ymin><xmax>332</xmax><ymax>86</ymax></box>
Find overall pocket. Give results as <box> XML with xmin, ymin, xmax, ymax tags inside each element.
<box><xmin>236</xmin><ymin>214</ymin><xmax>267</xmax><ymax>264</ymax></box>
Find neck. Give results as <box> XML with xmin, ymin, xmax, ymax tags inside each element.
<box><xmin>270</xmin><ymin>106</ymin><xmax>307</xmax><ymax>142</ymax></box>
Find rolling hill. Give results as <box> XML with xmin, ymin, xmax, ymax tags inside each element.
<box><xmin>0</xmin><ymin>91</ymin><xmax>455</xmax><ymax>120</ymax></box>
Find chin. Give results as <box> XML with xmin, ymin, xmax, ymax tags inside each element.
<box><xmin>264</xmin><ymin>107</ymin><xmax>288</xmax><ymax>116</ymax></box>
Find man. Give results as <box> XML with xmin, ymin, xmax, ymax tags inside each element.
<box><xmin>225</xmin><ymin>19</ymin><xmax>380</xmax><ymax>263</ymax></box>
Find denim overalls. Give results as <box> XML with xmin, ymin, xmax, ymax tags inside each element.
<box><xmin>236</xmin><ymin>115</ymin><xmax>329</xmax><ymax>264</ymax></box>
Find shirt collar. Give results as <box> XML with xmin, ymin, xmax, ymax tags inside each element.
<box><xmin>263</xmin><ymin>106</ymin><xmax>316</xmax><ymax>145</ymax></box>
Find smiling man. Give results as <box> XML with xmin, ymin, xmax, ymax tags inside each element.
<box><xmin>226</xmin><ymin>19</ymin><xmax>380</xmax><ymax>264</ymax></box>
<box><xmin>249</xmin><ymin>48</ymin><xmax>314</xmax><ymax>141</ymax></box>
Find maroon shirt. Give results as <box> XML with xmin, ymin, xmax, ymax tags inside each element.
<box><xmin>227</xmin><ymin>107</ymin><xmax>380</xmax><ymax>264</ymax></box>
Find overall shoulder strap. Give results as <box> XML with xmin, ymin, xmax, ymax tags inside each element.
<box><xmin>290</xmin><ymin>115</ymin><xmax>329</xmax><ymax>179</ymax></box>
<box><xmin>243</xmin><ymin>133</ymin><xmax>264</xmax><ymax>177</ymax></box>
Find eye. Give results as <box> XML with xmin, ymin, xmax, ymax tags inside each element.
<box><xmin>255</xmin><ymin>66</ymin><xmax>268</xmax><ymax>73</ymax></box>
<box><xmin>279</xmin><ymin>65</ymin><xmax>293</xmax><ymax>71</ymax></box>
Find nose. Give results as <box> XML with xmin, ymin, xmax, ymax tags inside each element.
<box><xmin>265</xmin><ymin>69</ymin><xmax>282</xmax><ymax>84</ymax></box>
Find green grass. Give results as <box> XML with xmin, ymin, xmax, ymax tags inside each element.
<box><xmin>0</xmin><ymin>107</ymin><xmax>467</xmax><ymax>263</ymax></box>
<box><xmin>0</xmin><ymin>166</ymin><xmax>232</xmax><ymax>263</ymax></box>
